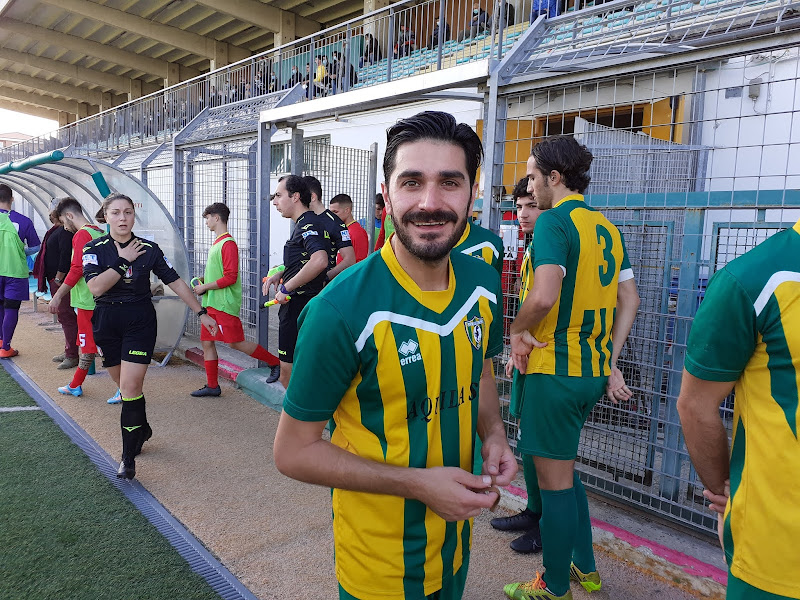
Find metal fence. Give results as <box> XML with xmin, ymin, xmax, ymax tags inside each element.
<box><xmin>492</xmin><ymin>31</ymin><xmax>800</xmax><ymax>531</ymax></box>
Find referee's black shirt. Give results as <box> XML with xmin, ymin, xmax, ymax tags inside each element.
<box><xmin>82</xmin><ymin>234</ymin><xmax>180</xmax><ymax>305</ymax></box>
<box><xmin>283</xmin><ymin>211</ymin><xmax>328</xmax><ymax>297</ymax></box>
<box><xmin>316</xmin><ymin>209</ymin><xmax>353</xmax><ymax>271</ymax></box>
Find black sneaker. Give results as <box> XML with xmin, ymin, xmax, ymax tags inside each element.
<box><xmin>117</xmin><ymin>459</ymin><xmax>135</xmax><ymax>480</ymax></box>
<box><xmin>265</xmin><ymin>364</ymin><xmax>280</xmax><ymax>384</ymax></box>
<box><xmin>190</xmin><ymin>385</ymin><xmax>221</xmax><ymax>397</ymax></box>
<box><xmin>510</xmin><ymin>527</ymin><xmax>543</xmax><ymax>554</ymax></box>
<box><xmin>491</xmin><ymin>508</ymin><xmax>540</xmax><ymax>531</ymax></box>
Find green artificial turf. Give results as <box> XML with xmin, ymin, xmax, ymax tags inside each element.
<box><xmin>0</xmin><ymin>367</ymin><xmax>222</xmax><ymax>600</ymax></box>
<box><xmin>0</xmin><ymin>367</ymin><xmax>35</xmax><ymax>407</ymax></box>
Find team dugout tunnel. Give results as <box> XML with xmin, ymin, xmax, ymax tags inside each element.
<box><xmin>0</xmin><ymin>149</ymin><xmax>190</xmax><ymax>365</ymax></box>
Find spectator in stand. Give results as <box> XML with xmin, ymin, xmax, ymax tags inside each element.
<box><xmin>313</xmin><ymin>56</ymin><xmax>328</xmax><ymax>97</ymax></box>
<box><xmin>530</xmin><ymin>0</ymin><xmax>559</xmax><ymax>22</ymax></box>
<box><xmin>329</xmin><ymin>51</ymin><xmax>343</xmax><ymax>95</ymax></box>
<box><xmin>393</xmin><ymin>23</ymin><xmax>416</xmax><ymax>58</ymax></box>
<box><xmin>427</xmin><ymin>17</ymin><xmax>451</xmax><ymax>49</ymax></box>
<box><xmin>303</xmin><ymin>176</ymin><xmax>355</xmax><ymax>281</ymax></box>
<box><xmin>285</xmin><ymin>65</ymin><xmax>304</xmax><ymax>89</ymax></box>
<box><xmin>0</xmin><ymin>184</ymin><xmax>40</xmax><ymax>359</ymax></box>
<box><xmin>190</xmin><ymin>203</ymin><xmax>281</xmax><ymax>396</ymax></box>
<box><xmin>329</xmin><ymin>194</ymin><xmax>369</xmax><ymax>262</ymax></box>
<box><xmin>458</xmin><ymin>1</ymin><xmax>489</xmax><ymax>42</ymax></box>
<box><xmin>33</xmin><ymin>211</ymin><xmax>79</xmax><ymax>370</ymax></box>
<box><xmin>495</xmin><ymin>1</ymin><xmax>517</xmax><ymax>28</ymax></box>
<box><xmin>49</xmin><ymin>198</ymin><xmax>106</xmax><ymax>398</ymax></box>
<box><xmin>361</xmin><ymin>33</ymin><xmax>382</xmax><ymax>67</ymax></box>
<box><xmin>262</xmin><ymin>176</ymin><xmax>329</xmax><ymax>389</ymax></box>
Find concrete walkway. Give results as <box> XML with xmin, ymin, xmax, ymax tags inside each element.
<box><xmin>7</xmin><ymin>303</ymin><xmax>723</xmax><ymax>599</ymax></box>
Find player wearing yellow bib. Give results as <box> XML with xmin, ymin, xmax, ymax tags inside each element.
<box><xmin>678</xmin><ymin>219</ymin><xmax>800</xmax><ymax>600</ymax></box>
<box><xmin>504</xmin><ymin>136</ymin><xmax>640</xmax><ymax>600</ymax></box>
<box><xmin>273</xmin><ymin>111</ymin><xmax>518</xmax><ymax>600</ymax></box>
<box><xmin>190</xmin><ymin>203</ymin><xmax>280</xmax><ymax>397</ymax></box>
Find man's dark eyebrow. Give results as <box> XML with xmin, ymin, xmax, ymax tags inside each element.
<box><xmin>395</xmin><ymin>170</ymin><xmax>466</xmax><ymax>180</ymax></box>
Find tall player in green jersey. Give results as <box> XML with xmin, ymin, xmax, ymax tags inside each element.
<box><xmin>678</xmin><ymin>219</ymin><xmax>800</xmax><ymax>600</ymax></box>
<box><xmin>504</xmin><ymin>136</ymin><xmax>640</xmax><ymax>600</ymax></box>
<box><xmin>274</xmin><ymin>111</ymin><xmax>518</xmax><ymax>600</ymax></box>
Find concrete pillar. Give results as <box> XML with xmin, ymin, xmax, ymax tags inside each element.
<box><xmin>100</xmin><ymin>92</ymin><xmax>113</xmax><ymax>111</ymax></box>
<box><xmin>129</xmin><ymin>78</ymin><xmax>142</xmax><ymax>101</ymax></box>
<box><xmin>210</xmin><ymin>40</ymin><xmax>229</xmax><ymax>71</ymax></box>
<box><xmin>275</xmin><ymin>11</ymin><xmax>297</xmax><ymax>48</ymax></box>
<box><xmin>76</xmin><ymin>102</ymin><xmax>89</xmax><ymax>119</ymax></box>
<box><xmin>364</xmin><ymin>0</ymin><xmax>391</xmax><ymax>41</ymax></box>
<box><xmin>58</xmin><ymin>111</ymin><xmax>72</xmax><ymax>127</ymax></box>
<box><xmin>165</xmin><ymin>62</ymin><xmax>181</xmax><ymax>88</ymax></box>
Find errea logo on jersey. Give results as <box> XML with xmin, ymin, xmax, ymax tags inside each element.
<box><xmin>398</xmin><ymin>339</ymin><xmax>422</xmax><ymax>366</ymax></box>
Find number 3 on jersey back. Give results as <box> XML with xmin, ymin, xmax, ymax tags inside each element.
<box><xmin>596</xmin><ymin>224</ymin><xmax>616</xmax><ymax>287</ymax></box>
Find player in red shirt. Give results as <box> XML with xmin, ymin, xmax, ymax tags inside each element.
<box><xmin>49</xmin><ymin>198</ymin><xmax>105</xmax><ymax>397</ymax></box>
<box><xmin>329</xmin><ymin>194</ymin><xmax>369</xmax><ymax>263</ymax></box>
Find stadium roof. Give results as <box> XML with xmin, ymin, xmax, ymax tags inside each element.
<box><xmin>0</xmin><ymin>0</ymin><xmax>365</xmax><ymax>120</ymax></box>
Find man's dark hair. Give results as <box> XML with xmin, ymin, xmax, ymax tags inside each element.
<box><xmin>303</xmin><ymin>175</ymin><xmax>323</xmax><ymax>202</ymax></box>
<box><xmin>53</xmin><ymin>197</ymin><xmax>83</xmax><ymax>219</ymax></box>
<box><xmin>202</xmin><ymin>202</ymin><xmax>230</xmax><ymax>223</ymax></box>
<box><xmin>330</xmin><ymin>193</ymin><xmax>352</xmax><ymax>208</ymax></box>
<box><xmin>375</xmin><ymin>193</ymin><xmax>385</xmax><ymax>208</ymax></box>
<box><xmin>279</xmin><ymin>175</ymin><xmax>311</xmax><ymax>208</ymax></box>
<box><xmin>383</xmin><ymin>111</ymin><xmax>483</xmax><ymax>187</ymax></box>
<box><xmin>0</xmin><ymin>184</ymin><xmax>12</xmax><ymax>204</ymax></box>
<box><xmin>531</xmin><ymin>135</ymin><xmax>593</xmax><ymax>194</ymax></box>
<box><xmin>512</xmin><ymin>177</ymin><xmax>531</xmax><ymax>201</ymax></box>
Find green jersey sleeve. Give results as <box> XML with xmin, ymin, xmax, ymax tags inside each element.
<box><xmin>685</xmin><ymin>268</ymin><xmax>756</xmax><ymax>382</ymax></box>
<box><xmin>620</xmin><ymin>233</ymin><xmax>631</xmax><ymax>272</ymax></box>
<box><xmin>486</xmin><ymin>275</ymin><xmax>503</xmax><ymax>358</ymax></box>
<box><xmin>532</xmin><ymin>211</ymin><xmax>569</xmax><ymax>270</ymax></box>
<box><xmin>283</xmin><ymin>297</ymin><xmax>361</xmax><ymax>421</ymax></box>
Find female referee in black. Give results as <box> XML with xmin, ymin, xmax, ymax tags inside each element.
<box><xmin>84</xmin><ymin>193</ymin><xmax>218</xmax><ymax>479</ymax></box>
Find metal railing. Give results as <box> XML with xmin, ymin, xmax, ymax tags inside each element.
<box><xmin>0</xmin><ymin>0</ymin><xmax>541</xmax><ymax>163</ymax></box>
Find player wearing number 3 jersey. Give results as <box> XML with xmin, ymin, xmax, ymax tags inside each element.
<box><xmin>504</xmin><ymin>136</ymin><xmax>640</xmax><ymax>600</ymax></box>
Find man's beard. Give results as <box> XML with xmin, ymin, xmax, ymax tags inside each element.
<box><xmin>390</xmin><ymin>206</ymin><xmax>468</xmax><ymax>263</ymax></box>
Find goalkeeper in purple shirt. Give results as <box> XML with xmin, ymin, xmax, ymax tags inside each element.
<box><xmin>0</xmin><ymin>184</ymin><xmax>41</xmax><ymax>358</ymax></box>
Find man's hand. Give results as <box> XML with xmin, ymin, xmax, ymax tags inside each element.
<box><xmin>505</xmin><ymin>357</ymin><xmax>514</xmax><ymax>378</ymax></box>
<box><xmin>703</xmin><ymin>480</ymin><xmax>729</xmax><ymax>550</ymax></box>
<box><xmin>115</xmin><ymin>239</ymin><xmax>146</xmax><ymax>263</ymax></box>
<box><xmin>606</xmin><ymin>366</ymin><xmax>633</xmax><ymax>404</ymax></box>
<box><xmin>481</xmin><ymin>432</ymin><xmax>518</xmax><ymax>487</ymax></box>
<box><xmin>415</xmin><ymin>467</ymin><xmax>500</xmax><ymax>521</ymax></box>
<box><xmin>193</xmin><ymin>283</ymin><xmax>208</xmax><ymax>297</ymax></box>
<box><xmin>510</xmin><ymin>330</ymin><xmax>546</xmax><ymax>373</ymax></box>
<box><xmin>48</xmin><ymin>293</ymin><xmax>62</xmax><ymax>314</ymax></box>
<box><xmin>274</xmin><ymin>290</ymin><xmax>290</xmax><ymax>305</ymax></box>
<box><xmin>199</xmin><ymin>313</ymin><xmax>218</xmax><ymax>337</ymax></box>
<box><xmin>262</xmin><ymin>272</ymin><xmax>282</xmax><ymax>296</ymax></box>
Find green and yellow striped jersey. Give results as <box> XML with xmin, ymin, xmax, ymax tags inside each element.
<box><xmin>522</xmin><ymin>194</ymin><xmax>632</xmax><ymax>377</ymax></box>
<box><xmin>284</xmin><ymin>239</ymin><xmax>503</xmax><ymax>599</ymax></box>
<box><xmin>685</xmin><ymin>219</ymin><xmax>800</xmax><ymax>597</ymax></box>
<box><xmin>453</xmin><ymin>221</ymin><xmax>504</xmax><ymax>279</ymax></box>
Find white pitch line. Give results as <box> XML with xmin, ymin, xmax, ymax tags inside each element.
<box><xmin>0</xmin><ymin>406</ymin><xmax>43</xmax><ymax>412</ymax></box>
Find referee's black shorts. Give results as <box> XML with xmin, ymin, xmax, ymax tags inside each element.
<box><xmin>93</xmin><ymin>301</ymin><xmax>157</xmax><ymax>367</ymax></box>
<box><xmin>277</xmin><ymin>293</ymin><xmax>313</xmax><ymax>364</ymax></box>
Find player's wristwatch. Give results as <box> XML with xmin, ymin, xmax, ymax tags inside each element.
<box><xmin>196</xmin><ymin>307</ymin><xmax>208</xmax><ymax>317</ymax></box>
<box><xmin>279</xmin><ymin>284</ymin><xmax>290</xmax><ymax>295</ymax></box>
